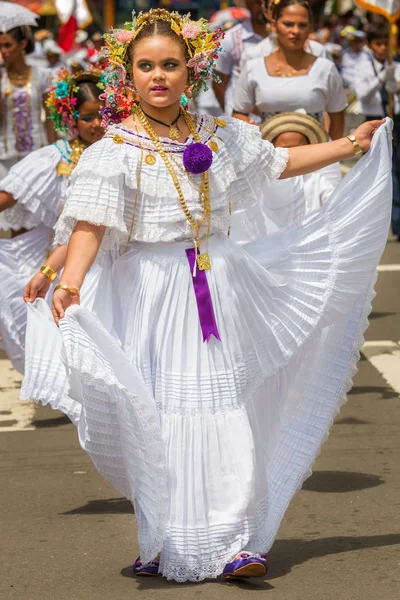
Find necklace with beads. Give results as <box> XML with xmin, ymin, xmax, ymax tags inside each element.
<box><xmin>136</xmin><ymin>104</ymin><xmax>212</xmax><ymax>271</ymax></box>
<box><xmin>56</xmin><ymin>137</ymin><xmax>89</xmax><ymax>177</ymax></box>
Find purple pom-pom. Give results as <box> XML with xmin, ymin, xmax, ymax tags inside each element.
<box><xmin>183</xmin><ymin>142</ymin><xmax>213</xmax><ymax>174</ymax></box>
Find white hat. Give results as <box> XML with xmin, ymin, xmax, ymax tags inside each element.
<box><xmin>75</xmin><ymin>29</ymin><xmax>89</xmax><ymax>44</ymax></box>
<box><xmin>43</xmin><ymin>39</ymin><xmax>63</xmax><ymax>55</ymax></box>
<box><xmin>0</xmin><ymin>1</ymin><xmax>38</xmax><ymax>33</ymax></box>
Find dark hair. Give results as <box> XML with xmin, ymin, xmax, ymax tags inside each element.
<box><xmin>129</xmin><ymin>19</ymin><xmax>188</xmax><ymax>60</ymax></box>
<box><xmin>271</xmin><ymin>0</ymin><xmax>313</xmax><ymax>23</ymax></box>
<box><xmin>73</xmin><ymin>78</ymin><xmax>102</xmax><ymax>111</ymax></box>
<box><xmin>6</xmin><ymin>26</ymin><xmax>35</xmax><ymax>54</ymax></box>
<box><xmin>366</xmin><ymin>23</ymin><xmax>389</xmax><ymax>45</ymax></box>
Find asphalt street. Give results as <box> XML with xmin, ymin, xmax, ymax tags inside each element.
<box><xmin>1</xmin><ymin>237</ymin><xmax>400</xmax><ymax>600</ymax></box>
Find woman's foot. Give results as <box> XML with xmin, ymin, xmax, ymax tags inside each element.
<box><xmin>223</xmin><ymin>552</ymin><xmax>268</xmax><ymax>579</ymax></box>
<box><xmin>132</xmin><ymin>556</ymin><xmax>161</xmax><ymax>577</ymax></box>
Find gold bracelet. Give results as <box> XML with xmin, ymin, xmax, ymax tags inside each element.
<box><xmin>346</xmin><ymin>134</ymin><xmax>363</xmax><ymax>157</ymax></box>
<box><xmin>54</xmin><ymin>284</ymin><xmax>80</xmax><ymax>296</ymax></box>
<box><xmin>39</xmin><ymin>264</ymin><xmax>58</xmax><ymax>282</ymax></box>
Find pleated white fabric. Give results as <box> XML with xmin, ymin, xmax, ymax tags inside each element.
<box><xmin>0</xmin><ymin>226</ymin><xmax>52</xmax><ymax>372</ymax></box>
<box><xmin>22</xmin><ymin>121</ymin><xmax>392</xmax><ymax>581</ymax></box>
<box><xmin>0</xmin><ymin>142</ymin><xmax>70</xmax><ymax>372</ymax></box>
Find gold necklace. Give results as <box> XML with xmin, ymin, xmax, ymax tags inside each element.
<box><xmin>136</xmin><ymin>105</ymin><xmax>212</xmax><ymax>270</ymax></box>
<box><xmin>7</xmin><ymin>67</ymin><xmax>32</xmax><ymax>87</ymax></box>
<box><xmin>56</xmin><ymin>137</ymin><xmax>89</xmax><ymax>177</ymax></box>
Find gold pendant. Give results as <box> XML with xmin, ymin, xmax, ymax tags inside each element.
<box><xmin>57</xmin><ymin>161</ymin><xmax>74</xmax><ymax>177</ymax></box>
<box><xmin>112</xmin><ymin>134</ymin><xmax>125</xmax><ymax>144</ymax></box>
<box><xmin>197</xmin><ymin>252</ymin><xmax>211</xmax><ymax>271</ymax></box>
<box><xmin>169</xmin><ymin>126</ymin><xmax>181</xmax><ymax>141</ymax></box>
<box><xmin>145</xmin><ymin>154</ymin><xmax>156</xmax><ymax>166</ymax></box>
<box><xmin>215</xmin><ymin>118</ymin><xmax>226</xmax><ymax>128</ymax></box>
<box><xmin>208</xmin><ymin>141</ymin><xmax>219</xmax><ymax>153</ymax></box>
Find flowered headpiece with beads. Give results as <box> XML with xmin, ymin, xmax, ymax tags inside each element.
<box><xmin>100</xmin><ymin>8</ymin><xmax>224</xmax><ymax>128</ymax></box>
<box><xmin>46</xmin><ymin>67</ymin><xmax>107</xmax><ymax>136</ymax></box>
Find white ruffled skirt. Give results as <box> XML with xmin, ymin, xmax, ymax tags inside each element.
<box><xmin>0</xmin><ymin>225</ymin><xmax>103</xmax><ymax>374</ymax></box>
<box><xmin>21</xmin><ymin>123</ymin><xmax>392</xmax><ymax>581</ymax></box>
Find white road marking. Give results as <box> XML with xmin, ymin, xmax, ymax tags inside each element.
<box><xmin>0</xmin><ymin>359</ymin><xmax>35</xmax><ymax>432</ymax></box>
<box><xmin>362</xmin><ymin>341</ymin><xmax>400</xmax><ymax>396</ymax></box>
<box><xmin>377</xmin><ymin>264</ymin><xmax>400</xmax><ymax>272</ymax></box>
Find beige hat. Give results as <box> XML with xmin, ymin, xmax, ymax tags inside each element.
<box><xmin>261</xmin><ymin>112</ymin><xmax>329</xmax><ymax>144</ymax></box>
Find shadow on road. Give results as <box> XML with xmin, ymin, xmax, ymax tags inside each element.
<box><xmin>302</xmin><ymin>471</ymin><xmax>384</xmax><ymax>493</ymax></box>
<box><xmin>32</xmin><ymin>415</ymin><xmax>71</xmax><ymax>428</ymax></box>
<box><xmin>63</xmin><ymin>497</ymin><xmax>133</xmax><ymax>515</ymax></box>
<box><xmin>348</xmin><ymin>385</ymin><xmax>397</xmax><ymax>399</ymax></box>
<box><xmin>119</xmin><ymin>533</ymin><xmax>400</xmax><ymax>588</ymax></box>
<box><xmin>369</xmin><ymin>311</ymin><xmax>396</xmax><ymax>320</ymax></box>
<box><xmin>268</xmin><ymin>533</ymin><xmax>400</xmax><ymax>580</ymax></box>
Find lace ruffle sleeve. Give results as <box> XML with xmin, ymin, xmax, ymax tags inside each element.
<box><xmin>54</xmin><ymin>137</ymin><xmax>129</xmax><ymax>250</ymax></box>
<box><xmin>0</xmin><ymin>144</ymin><xmax>65</xmax><ymax>231</ymax></box>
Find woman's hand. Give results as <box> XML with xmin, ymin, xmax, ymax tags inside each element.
<box><xmin>353</xmin><ymin>119</ymin><xmax>386</xmax><ymax>153</ymax></box>
<box><xmin>52</xmin><ymin>289</ymin><xmax>80</xmax><ymax>326</ymax></box>
<box><xmin>23</xmin><ymin>272</ymin><xmax>52</xmax><ymax>303</ymax></box>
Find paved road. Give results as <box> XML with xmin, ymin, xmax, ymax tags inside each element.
<box><xmin>1</xmin><ymin>239</ymin><xmax>400</xmax><ymax>600</ymax></box>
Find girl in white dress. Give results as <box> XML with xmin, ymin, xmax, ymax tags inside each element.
<box><xmin>22</xmin><ymin>8</ymin><xmax>390</xmax><ymax>583</ymax></box>
<box><xmin>232</xmin><ymin>0</ymin><xmax>347</xmax><ymax>139</ymax></box>
<box><xmin>0</xmin><ymin>70</ymin><xmax>104</xmax><ymax>373</ymax></box>
<box><xmin>0</xmin><ymin>24</ymin><xmax>56</xmax><ymax>177</ymax></box>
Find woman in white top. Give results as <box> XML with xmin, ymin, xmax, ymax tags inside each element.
<box><xmin>0</xmin><ymin>24</ymin><xmax>56</xmax><ymax>177</ymax></box>
<box><xmin>232</xmin><ymin>0</ymin><xmax>347</xmax><ymax>139</ymax></box>
<box><xmin>0</xmin><ymin>71</ymin><xmax>105</xmax><ymax>374</ymax></box>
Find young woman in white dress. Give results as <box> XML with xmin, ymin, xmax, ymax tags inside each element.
<box><xmin>232</xmin><ymin>0</ymin><xmax>346</xmax><ymax>140</ymax></box>
<box><xmin>22</xmin><ymin>8</ymin><xmax>391</xmax><ymax>583</ymax></box>
<box><xmin>0</xmin><ymin>70</ymin><xmax>104</xmax><ymax>373</ymax></box>
<box><xmin>0</xmin><ymin>24</ymin><xmax>56</xmax><ymax>177</ymax></box>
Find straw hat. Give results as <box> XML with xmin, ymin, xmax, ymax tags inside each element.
<box><xmin>261</xmin><ymin>112</ymin><xmax>329</xmax><ymax>144</ymax></box>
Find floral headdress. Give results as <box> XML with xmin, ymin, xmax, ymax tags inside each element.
<box><xmin>46</xmin><ymin>67</ymin><xmax>107</xmax><ymax>136</ymax></box>
<box><xmin>100</xmin><ymin>8</ymin><xmax>224</xmax><ymax>128</ymax></box>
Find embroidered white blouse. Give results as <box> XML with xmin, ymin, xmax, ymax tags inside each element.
<box><xmin>54</xmin><ymin>115</ymin><xmax>289</xmax><ymax>250</ymax></box>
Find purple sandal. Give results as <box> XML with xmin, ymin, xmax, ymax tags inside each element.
<box><xmin>132</xmin><ymin>556</ymin><xmax>160</xmax><ymax>577</ymax></box>
<box><xmin>223</xmin><ymin>552</ymin><xmax>268</xmax><ymax>579</ymax></box>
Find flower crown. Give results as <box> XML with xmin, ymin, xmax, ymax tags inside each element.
<box><xmin>100</xmin><ymin>8</ymin><xmax>224</xmax><ymax>128</ymax></box>
<box><xmin>46</xmin><ymin>67</ymin><xmax>107</xmax><ymax>136</ymax></box>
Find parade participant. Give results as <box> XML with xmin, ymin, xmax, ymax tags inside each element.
<box><xmin>262</xmin><ymin>111</ymin><xmax>341</xmax><ymax>212</ymax></box>
<box><xmin>230</xmin><ymin>111</ymin><xmax>341</xmax><ymax>243</ymax></box>
<box><xmin>355</xmin><ymin>23</ymin><xmax>400</xmax><ymax>239</ymax></box>
<box><xmin>43</xmin><ymin>39</ymin><xmax>65</xmax><ymax>77</ymax></box>
<box><xmin>232</xmin><ymin>0</ymin><xmax>347</xmax><ymax>139</ymax></box>
<box><xmin>244</xmin><ymin>0</ymin><xmax>331</xmax><ymax>60</ymax></box>
<box><xmin>213</xmin><ymin>0</ymin><xmax>269</xmax><ymax>114</ymax></box>
<box><xmin>341</xmin><ymin>27</ymin><xmax>368</xmax><ymax>90</ymax></box>
<box><xmin>22</xmin><ymin>7</ymin><xmax>391</xmax><ymax>584</ymax></box>
<box><xmin>0</xmin><ymin>3</ymin><xmax>56</xmax><ymax>177</ymax></box>
<box><xmin>0</xmin><ymin>69</ymin><xmax>105</xmax><ymax>373</ymax></box>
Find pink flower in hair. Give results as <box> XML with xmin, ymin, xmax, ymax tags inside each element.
<box><xmin>181</xmin><ymin>23</ymin><xmax>200</xmax><ymax>39</ymax></box>
<box><xmin>187</xmin><ymin>51</ymin><xmax>211</xmax><ymax>76</ymax></box>
<box><xmin>114</xmin><ymin>29</ymin><xmax>134</xmax><ymax>44</ymax></box>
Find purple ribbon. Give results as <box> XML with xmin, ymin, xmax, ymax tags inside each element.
<box><xmin>186</xmin><ymin>248</ymin><xmax>221</xmax><ymax>343</ymax></box>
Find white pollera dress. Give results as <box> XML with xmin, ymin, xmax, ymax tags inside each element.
<box><xmin>21</xmin><ymin>115</ymin><xmax>392</xmax><ymax>582</ymax></box>
<box><xmin>0</xmin><ymin>140</ymin><xmax>101</xmax><ymax>373</ymax></box>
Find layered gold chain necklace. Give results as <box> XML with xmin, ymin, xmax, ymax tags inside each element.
<box><xmin>56</xmin><ymin>137</ymin><xmax>89</xmax><ymax>177</ymax></box>
<box><xmin>136</xmin><ymin>104</ymin><xmax>212</xmax><ymax>271</ymax></box>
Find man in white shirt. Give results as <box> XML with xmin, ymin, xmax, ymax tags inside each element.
<box><xmin>354</xmin><ymin>23</ymin><xmax>400</xmax><ymax>239</ymax></box>
<box><xmin>213</xmin><ymin>0</ymin><xmax>268</xmax><ymax>115</ymax></box>
<box><xmin>341</xmin><ymin>28</ymin><xmax>369</xmax><ymax>90</ymax></box>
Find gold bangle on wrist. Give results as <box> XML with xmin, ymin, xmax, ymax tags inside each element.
<box><xmin>40</xmin><ymin>264</ymin><xmax>58</xmax><ymax>282</ymax></box>
<box><xmin>346</xmin><ymin>134</ymin><xmax>363</xmax><ymax>157</ymax></box>
<box><xmin>54</xmin><ymin>284</ymin><xmax>80</xmax><ymax>296</ymax></box>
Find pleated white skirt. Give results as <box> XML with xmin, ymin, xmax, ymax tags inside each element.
<box><xmin>21</xmin><ymin>122</ymin><xmax>392</xmax><ymax>581</ymax></box>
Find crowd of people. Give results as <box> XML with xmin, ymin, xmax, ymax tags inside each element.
<box><xmin>0</xmin><ymin>0</ymin><xmax>395</xmax><ymax>586</ymax></box>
